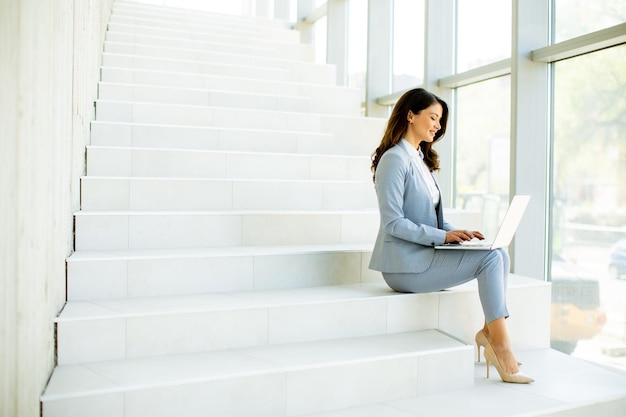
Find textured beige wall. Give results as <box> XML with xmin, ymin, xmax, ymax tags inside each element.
<box><xmin>0</xmin><ymin>0</ymin><xmax>113</xmax><ymax>416</ymax></box>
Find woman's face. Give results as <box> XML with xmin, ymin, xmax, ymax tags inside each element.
<box><xmin>406</xmin><ymin>103</ymin><xmax>443</xmax><ymax>144</ymax></box>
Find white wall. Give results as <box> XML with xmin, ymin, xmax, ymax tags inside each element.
<box><xmin>0</xmin><ymin>0</ymin><xmax>113</xmax><ymax>416</ymax></box>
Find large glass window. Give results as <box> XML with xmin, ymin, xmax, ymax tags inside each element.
<box><xmin>454</xmin><ymin>76</ymin><xmax>511</xmax><ymax>238</ymax></box>
<box><xmin>456</xmin><ymin>0</ymin><xmax>511</xmax><ymax>72</ymax></box>
<box><xmin>392</xmin><ymin>0</ymin><xmax>425</xmax><ymax>91</ymax></box>
<box><xmin>554</xmin><ymin>0</ymin><xmax>626</xmax><ymax>43</ymax></box>
<box><xmin>551</xmin><ymin>45</ymin><xmax>626</xmax><ymax>372</ymax></box>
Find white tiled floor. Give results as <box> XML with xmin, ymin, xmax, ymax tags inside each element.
<box><xmin>302</xmin><ymin>349</ymin><xmax>626</xmax><ymax>417</ymax></box>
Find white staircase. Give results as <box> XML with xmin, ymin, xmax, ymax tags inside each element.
<box><xmin>41</xmin><ymin>2</ymin><xmax>626</xmax><ymax>416</ymax></box>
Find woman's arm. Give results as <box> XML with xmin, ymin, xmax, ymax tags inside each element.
<box><xmin>375</xmin><ymin>152</ymin><xmax>447</xmax><ymax>246</ymax></box>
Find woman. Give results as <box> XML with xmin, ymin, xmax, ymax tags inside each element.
<box><xmin>369</xmin><ymin>88</ymin><xmax>533</xmax><ymax>384</ymax></box>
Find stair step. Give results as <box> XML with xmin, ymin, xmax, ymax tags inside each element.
<box><xmin>90</xmin><ymin>121</ymin><xmax>341</xmax><ymax>154</ymax></box>
<box><xmin>85</xmin><ymin>146</ymin><xmax>371</xmax><ymax>180</ymax></box>
<box><xmin>99</xmin><ymin>67</ymin><xmax>362</xmax><ymax>111</ymax></box>
<box><xmin>97</xmin><ymin>81</ymin><xmax>361</xmax><ymax>116</ymax></box>
<box><xmin>55</xmin><ymin>276</ymin><xmax>550</xmax><ymax>364</ymax></box>
<box><xmin>108</xmin><ymin>16</ymin><xmax>298</xmax><ymax>42</ymax></box>
<box><xmin>80</xmin><ymin>177</ymin><xmax>377</xmax><ymax>211</ymax></box>
<box><xmin>98</xmin><ymin>82</ymin><xmax>311</xmax><ymax>113</ymax></box>
<box><xmin>107</xmin><ymin>14</ymin><xmax>298</xmax><ymax>45</ymax></box>
<box><xmin>66</xmin><ymin>244</ymin><xmax>378</xmax><ymax>300</ymax></box>
<box><xmin>113</xmin><ymin>1</ymin><xmax>291</xmax><ymax>30</ymax></box>
<box><xmin>73</xmin><ymin>209</ymin><xmax>378</xmax><ymax>250</ymax></box>
<box><xmin>93</xmin><ymin>100</ymin><xmax>381</xmax><ymax>136</ymax></box>
<box><xmin>104</xmin><ymin>31</ymin><xmax>313</xmax><ymax>61</ymax></box>
<box><xmin>90</xmin><ymin>119</ymin><xmax>381</xmax><ymax>156</ymax></box>
<box><xmin>101</xmin><ymin>52</ymin><xmax>336</xmax><ymax>85</ymax></box>
<box><xmin>108</xmin><ymin>14</ymin><xmax>291</xmax><ymax>41</ymax></box>
<box><xmin>56</xmin><ymin>282</ymin><xmax>442</xmax><ymax>363</ymax></box>
<box><xmin>42</xmin><ymin>330</ymin><xmax>473</xmax><ymax>417</ymax></box>
<box><xmin>299</xmin><ymin>349</ymin><xmax>626</xmax><ymax>417</ymax></box>
<box><xmin>107</xmin><ymin>17</ymin><xmax>297</xmax><ymax>43</ymax></box>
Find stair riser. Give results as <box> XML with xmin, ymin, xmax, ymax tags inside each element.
<box><xmin>80</xmin><ymin>178</ymin><xmax>377</xmax><ymax>211</ymax></box>
<box><xmin>112</xmin><ymin>2</ymin><xmax>290</xmax><ymax>27</ymax></box>
<box><xmin>100</xmin><ymin>67</ymin><xmax>360</xmax><ymax>104</ymax></box>
<box><xmin>105</xmin><ymin>31</ymin><xmax>311</xmax><ymax>60</ymax></box>
<box><xmin>43</xmin><ymin>350</ymin><xmax>472</xmax><ymax>417</ymax></box>
<box><xmin>56</xmin><ymin>295</ymin><xmax>440</xmax><ymax>364</ymax></box>
<box><xmin>109</xmin><ymin>14</ymin><xmax>291</xmax><ymax>39</ymax></box>
<box><xmin>101</xmin><ymin>53</ymin><xmax>335</xmax><ymax>84</ymax></box>
<box><xmin>107</xmin><ymin>20</ymin><xmax>299</xmax><ymax>45</ymax></box>
<box><xmin>94</xmin><ymin>101</ymin><xmax>377</xmax><ymax>135</ymax></box>
<box><xmin>98</xmin><ymin>83</ymin><xmax>311</xmax><ymax>113</ymax></box>
<box><xmin>111</xmin><ymin>8</ymin><xmax>290</xmax><ymax>29</ymax></box>
<box><xmin>85</xmin><ymin>147</ymin><xmax>371</xmax><ymax>181</ymax></box>
<box><xmin>104</xmin><ymin>39</ymin><xmax>314</xmax><ymax>63</ymax></box>
<box><xmin>67</xmin><ymin>251</ymin><xmax>378</xmax><ymax>300</ymax></box>
<box><xmin>74</xmin><ymin>212</ymin><xmax>378</xmax><ymax>250</ymax></box>
<box><xmin>90</xmin><ymin>122</ymin><xmax>339</xmax><ymax>154</ymax></box>
<box><xmin>108</xmin><ymin>20</ymin><xmax>298</xmax><ymax>44</ymax></box>
<box><xmin>97</xmin><ymin>82</ymin><xmax>361</xmax><ymax>117</ymax></box>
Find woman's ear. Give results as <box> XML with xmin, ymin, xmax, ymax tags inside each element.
<box><xmin>407</xmin><ymin>111</ymin><xmax>413</xmax><ymax>123</ymax></box>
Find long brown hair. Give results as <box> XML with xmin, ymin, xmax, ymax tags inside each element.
<box><xmin>371</xmin><ymin>88</ymin><xmax>448</xmax><ymax>182</ymax></box>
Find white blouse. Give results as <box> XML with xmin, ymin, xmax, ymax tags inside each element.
<box><xmin>400</xmin><ymin>139</ymin><xmax>440</xmax><ymax>206</ymax></box>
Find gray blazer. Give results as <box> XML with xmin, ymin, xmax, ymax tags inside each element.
<box><xmin>369</xmin><ymin>141</ymin><xmax>455</xmax><ymax>273</ymax></box>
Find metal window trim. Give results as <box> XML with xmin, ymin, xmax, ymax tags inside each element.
<box><xmin>532</xmin><ymin>22</ymin><xmax>626</xmax><ymax>63</ymax></box>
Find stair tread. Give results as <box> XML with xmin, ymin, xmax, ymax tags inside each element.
<box><xmin>56</xmin><ymin>282</ymin><xmax>395</xmax><ymax>322</ymax></box>
<box><xmin>56</xmin><ymin>276</ymin><xmax>544</xmax><ymax>322</ymax></box>
<box><xmin>98</xmin><ymin>81</ymin><xmax>309</xmax><ymax>100</ymax></box>
<box><xmin>103</xmin><ymin>39</ymin><xmax>313</xmax><ymax>63</ymax></box>
<box><xmin>73</xmin><ymin>209</ymin><xmax>377</xmax><ymax>215</ymax></box>
<box><xmin>112</xmin><ymin>5</ymin><xmax>287</xmax><ymax>24</ymax></box>
<box><xmin>41</xmin><ymin>329</ymin><xmax>468</xmax><ymax>400</ymax></box>
<box><xmin>94</xmin><ymin>98</ymin><xmax>378</xmax><ymax>120</ymax></box>
<box><xmin>67</xmin><ymin>243</ymin><xmax>373</xmax><ymax>261</ymax></box>
<box><xmin>81</xmin><ymin>176</ymin><xmax>368</xmax><ymax>183</ymax></box>
<box><xmin>91</xmin><ymin>119</ymin><xmax>336</xmax><ymax>137</ymax></box>
<box><xmin>104</xmin><ymin>31</ymin><xmax>306</xmax><ymax>51</ymax></box>
<box><xmin>85</xmin><ymin>142</ymin><xmax>369</xmax><ymax>157</ymax></box>
<box><xmin>111</xmin><ymin>5</ymin><xmax>290</xmax><ymax>30</ymax></box>
<box><xmin>99</xmin><ymin>66</ymin><xmax>362</xmax><ymax>92</ymax></box>
<box><xmin>300</xmin><ymin>348</ymin><xmax>626</xmax><ymax>417</ymax></box>
<box><xmin>101</xmin><ymin>48</ymin><xmax>326</xmax><ymax>69</ymax></box>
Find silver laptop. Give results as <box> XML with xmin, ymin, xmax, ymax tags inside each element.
<box><xmin>435</xmin><ymin>195</ymin><xmax>531</xmax><ymax>250</ymax></box>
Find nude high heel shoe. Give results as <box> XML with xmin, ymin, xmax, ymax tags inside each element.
<box><xmin>483</xmin><ymin>344</ymin><xmax>534</xmax><ymax>384</ymax></box>
<box><xmin>475</xmin><ymin>329</ymin><xmax>522</xmax><ymax>365</ymax></box>
<box><xmin>475</xmin><ymin>330</ymin><xmax>489</xmax><ymax>362</ymax></box>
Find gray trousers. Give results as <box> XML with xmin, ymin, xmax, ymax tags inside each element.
<box><xmin>382</xmin><ymin>248</ymin><xmax>510</xmax><ymax>323</ymax></box>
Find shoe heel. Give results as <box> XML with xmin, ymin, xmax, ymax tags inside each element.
<box><xmin>485</xmin><ymin>356</ymin><xmax>490</xmax><ymax>378</ymax></box>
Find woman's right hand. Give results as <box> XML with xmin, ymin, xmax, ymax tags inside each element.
<box><xmin>445</xmin><ymin>230</ymin><xmax>483</xmax><ymax>244</ymax></box>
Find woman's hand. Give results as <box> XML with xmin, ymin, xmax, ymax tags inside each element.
<box><xmin>445</xmin><ymin>230</ymin><xmax>484</xmax><ymax>244</ymax></box>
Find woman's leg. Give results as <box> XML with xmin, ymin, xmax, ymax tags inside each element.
<box><xmin>383</xmin><ymin>248</ymin><xmax>520</xmax><ymax>372</ymax></box>
<box><xmin>383</xmin><ymin>248</ymin><xmax>510</xmax><ymax>323</ymax></box>
<box><xmin>487</xmin><ymin>317</ymin><xmax>519</xmax><ymax>373</ymax></box>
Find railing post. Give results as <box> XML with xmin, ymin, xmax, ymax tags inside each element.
<box><xmin>326</xmin><ymin>0</ymin><xmax>348</xmax><ymax>86</ymax></box>
<box><xmin>365</xmin><ymin>0</ymin><xmax>393</xmax><ymax>117</ymax></box>
<box><xmin>296</xmin><ymin>0</ymin><xmax>315</xmax><ymax>43</ymax></box>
